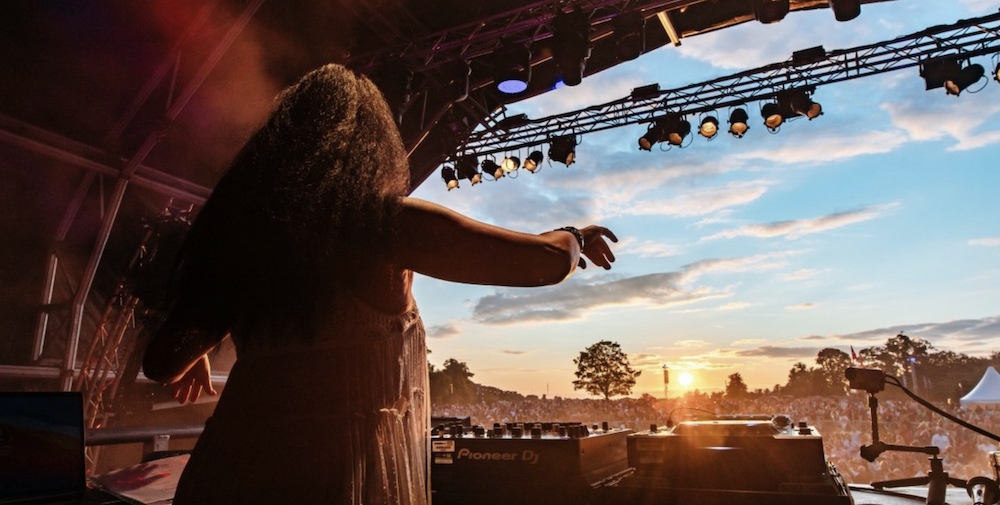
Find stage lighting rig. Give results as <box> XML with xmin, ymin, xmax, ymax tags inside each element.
<box><xmin>495</xmin><ymin>43</ymin><xmax>532</xmax><ymax>95</ymax></box>
<box><xmin>614</xmin><ymin>11</ymin><xmax>645</xmax><ymax>63</ymax></box>
<box><xmin>523</xmin><ymin>151</ymin><xmax>544</xmax><ymax>173</ymax></box>
<box><xmin>753</xmin><ymin>0</ymin><xmax>789</xmax><ymax>24</ymax></box>
<box><xmin>441</xmin><ymin>166</ymin><xmax>459</xmax><ymax>190</ymax></box>
<box><xmin>829</xmin><ymin>0</ymin><xmax>861</xmax><ymax>22</ymax></box>
<box><xmin>728</xmin><ymin>109</ymin><xmax>749</xmax><ymax>138</ymax></box>
<box><xmin>481</xmin><ymin>159</ymin><xmax>504</xmax><ymax>180</ymax></box>
<box><xmin>698</xmin><ymin>116</ymin><xmax>719</xmax><ymax>139</ymax></box>
<box><xmin>549</xmin><ymin>135</ymin><xmax>577</xmax><ymax>165</ymax></box>
<box><xmin>552</xmin><ymin>9</ymin><xmax>592</xmax><ymax>87</ymax></box>
<box><xmin>456</xmin><ymin>156</ymin><xmax>482</xmax><ymax>185</ymax></box>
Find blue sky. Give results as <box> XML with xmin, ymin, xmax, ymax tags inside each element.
<box><xmin>410</xmin><ymin>0</ymin><xmax>1000</xmax><ymax>398</ymax></box>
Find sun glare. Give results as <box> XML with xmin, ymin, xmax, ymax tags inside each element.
<box><xmin>678</xmin><ymin>372</ymin><xmax>694</xmax><ymax>387</ymax></box>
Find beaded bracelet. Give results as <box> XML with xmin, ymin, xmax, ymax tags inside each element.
<box><xmin>554</xmin><ymin>226</ymin><xmax>585</xmax><ymax>250</ymax></box>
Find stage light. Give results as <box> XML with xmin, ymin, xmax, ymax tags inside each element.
<box><xmin>481</xmin><ymin>159</ymin><xmax>504</xmax><ymax>180</ymax></box>
<box><xmin>456</xmin><ymin>156</ymin><xmax>481</xmax><ymax>185</ymax></box>
<box><xmin>549</xmin><ymin>136</ymin><xmax>577</xmax><ymax>165</ymax></box>
<box><xmin>752</xmin><ymin>0</ymin><xmax>789</xmax><ymax>24</ymax></box>
<box><xmin>441</xmin><ymin>166</ymin><xmax>459</xmax><ymax>190</ymax></box>
<box><xmin>496</xmin><ymin>43</ymin><xmax>532</xmax><ymax>94</ymax></box>
<box><xmin>829</xmin><ymin>0</ymin><xmax>861</xmax><ymax>21</ymax></box>
<box><xmin>638</xmin><ymin>122</ymin><xmax>664</xmax><ymax>151</ymax></box>
<box><xmin>699</xmin><ymin>117</ymin><xmax>720</xmax><ymax>139</ymax></box>
<box><xmin>640</xmin><ymin>116</ymin><xmax>689</xmax><ymax>148</ymax></box>
<box><xmin>369</xmin><ymin>61</ymin><xmax>412</xmax><ymax>124</ymax></box>
<box><xmin>552</xmin><ymin>9</ymin><xmax>592</xmax><ymax>86</ymax></box>
<box><xmin>995</xmin><ymin>62</ymin><xmax>1000</xmax><ymax>82</ymax></box>
<box><xmin>920</xmin><ymin>57</ymin><xmax>983</xmax><ymax>95</ymax></box>
<box><xmin>945</xmin><ymin>63</ymin><xmax>984</xmax><ymax>96</ymax></box>
<box><xmin>761</xmin><ymin>103</ymin><xmax>783</xmax><ymax>131</ymax></box>
<box><xmin>523</xmin><ymin>151</ymin><xmax>544</xmax><ymax>172</ymax></box>
<box><xmin>501</xmin><ymin>155</ymin><xmax>520</xmax><ymax>173</ymax></box>
<box><xmin>728</xmin><ymin>108</ymin><xmax>749</xmax><ymax>138</ymax></box>
<box><xmin>614</xmin><ymin>11</ymin><xmax>645</xmax><ymax>62</ymax></box>
<box><xmin>665</xmin><ymin>117</ymin><xmax>691</xmax><ymax>146</ymax></box>
<box><xmin>783</xmin><ymin>90</ymin><xmax>822</xmax><ymax>119</ymax></box>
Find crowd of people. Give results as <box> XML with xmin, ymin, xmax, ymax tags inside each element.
<box><xmin>432</xmin><ymin>394</ymin><xmax>999</xmax><ymax>484</ymax></box>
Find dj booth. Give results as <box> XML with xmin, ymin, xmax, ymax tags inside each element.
<box><xmin>429</xmin><ymin>416</ymin><xmax>854</xmax><ymax>505</ymax></box>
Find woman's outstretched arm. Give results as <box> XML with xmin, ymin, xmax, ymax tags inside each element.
<box><xmin>395</xmin><ymin>197</ymin><xmax>617</xmax><ymax>287</ymax></box>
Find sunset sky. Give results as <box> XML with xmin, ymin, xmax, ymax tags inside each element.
<box><xmin>409</xmin><ymin>0</ymin><xmax>1000</xmax><ymax>398</ymax></box>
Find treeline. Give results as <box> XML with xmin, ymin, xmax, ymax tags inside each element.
<box><xmin>724</xmin><ymin>333</ymin><xmax>1000</xmax><ymax>402</ymax></box>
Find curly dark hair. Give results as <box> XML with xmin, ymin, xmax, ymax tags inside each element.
<box><xmin>162</xmin><ymin>64</ymin><xmax>409</xmax><ymax>342</ymax></box>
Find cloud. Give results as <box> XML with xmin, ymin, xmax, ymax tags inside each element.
<box><xmin>717</xmin><ymin>302</ymin><xmax>751</xmax><ymax>311</ymax></box>
<box><xmin>799</xmin><ymin>335</ymin><xmax>827</xmax><ymax>341</ymax></box>
<box><xmin>617</xmin><ymin>236</ymin><xmax>684</xmax><ymax>258</ymax></box>
<box><xmin>959</xmin><ymin>0</ymin><xmax>998</xmax><ymax>14</ymax></box>
<box><xmin>732</xmin><ymin>130</ymin><xmax>908</xmax><ymax>165</ymax></box>
<box><xmin>736</xmin><ymin>346</ymin><xmax>824</xmax><ymax>358</ymax></box>
<box><xmin>471</xmin><ymin>250</ymin><xmax>802</xmax><ymax>324</ymax></box>
<box><xmin>622</xmin><ymin>179</ymin><xmax>773</xmax><ymax>217</ymax></box>
<box><xmin>830</xmin><ymin>315</ymin><xmax>1000</xmax><ymax>345</ymax></box>
<box><xmin>427</xmin><ymin>323</ymin><xmax>461</xmax><ymax>339</ymax></box>
<box><xmin>703</xmin><ymin>203</ymin><xmax>899</xmax><ymax>240</ymax></box>
<box><xmin>672</xmin><ymin>340</ymin><xmax>711</xmax><ymax>348</ymax></box>
<box><xmin>501</xmin><ymin>349</ymin><xmax>527</xmax><ymax>355</ymax></box>
<box><xmin>781</xmin><ymin>269</ymin><xmax>820</xmax><ymax>281</ymax></box>
<box><xmin>731</xmin><ymin>338</ymin><xmax>766</xmax><ymax>346</ymax></box>
<box><xmin>883</xmin><ymin>95</ymin><xmax>1000</xmax><ymax>152</ymax></box>
<box><xmin>787</xmin><ymin>303</ymin><xmax>816</xmax><ymax>310</ymax></box>
<box><xmin>969</xmin><ymin>237</ymin><xmax>1000</xmax><ymax>247</ymax></box>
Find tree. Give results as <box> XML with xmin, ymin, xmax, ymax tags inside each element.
<box><xmin>725</xmin><ymin>372</ymin><xmax>749</xmax><ymax>398</ymax></box>
<box><xmin>815</xmin><ymin>348</ymin><xmax>851</xmax><ymax>395</ymax></box>
<box><xmin>573</xmin><ymin>340</ymin><xmax>641</xmax><ymax>400</ymax></box>
<box><xmin>430</xmin><ymin>358</ymin><xmax>477</xmax><ymax>404</ymax></box>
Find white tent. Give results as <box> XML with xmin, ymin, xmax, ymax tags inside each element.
<box><xmin>960</xmin><ymin>366</ymin><xmax>1000</xmax><ymax>408</ymax></box>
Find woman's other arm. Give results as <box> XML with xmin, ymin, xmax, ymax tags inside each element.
<box><xmin>143</xmin><ymin>306</ymin><xmax>227</xmax><ymax>402</ymax></box>
<box><xmin>395</xmin><ymin>197</ymin><xmax>617</xmax><ymax>287</ymax></box>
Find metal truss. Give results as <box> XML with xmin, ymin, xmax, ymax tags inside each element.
<box><xmin>455</xmin><ymin>11</ymin><xmax>1000</xmax><ymax>158</ymax></box>
<box><xmin>348</xmin><ymin>0</ymin><xmax>684</xmax><ymax>72</ymax></box>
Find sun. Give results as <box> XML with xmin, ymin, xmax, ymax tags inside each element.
<box><xmin>678</xmin><ymin>372</ymin><xmax>694</xmax><ymax>387</ymax></box>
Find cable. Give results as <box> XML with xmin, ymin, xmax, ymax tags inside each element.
<box><xmin>885</xmin><ymin>374</ymin><xmax>1000</xmax><ymax>443</ymax></box>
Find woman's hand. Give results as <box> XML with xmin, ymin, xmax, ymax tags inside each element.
<box><xmin>169</xmin><ymin>355</ymin><xmax>217</xmax><ymax>404</ymax></box>
<box><xmin>577</xmin><ymin>226</ymin><xmax>618</xmax><ymax>270</ymax></box>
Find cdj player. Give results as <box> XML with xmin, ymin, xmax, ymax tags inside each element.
<box><xmin>429</xmin><ymin>421</ymin><xmax>631</xmax><ymax>505</ymax></box>
<box><xmin>608</xmin><ymin>415</ymin><xmax>853</xmax><ymax>505</ymax></box>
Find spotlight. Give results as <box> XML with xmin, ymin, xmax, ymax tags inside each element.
<box><xmin>456</xmin><ymin>156</ymin><xmax>482</xmax><ymax>185</ymax></box>
<box><xmin>752</xmin><ymin>0</ymin><xmax>789</xmax><ymax>24</ymax></box>
<box><xmin>995</xmin><ymin>62</ymin><xmax>1000</xmax><ymax>82</ymax></box>
<box><xmin>781</xmin><ymin>90</ymin><xmax>822</xmax><ymax>119</ymax></box>
<box><xmin>549</xmin><ymin>136</ymin><xmax>577</xmax><ymax>165</ymax></box>
<box><xmin>496</xmin><ymin>43</ymin><xmax>532</xmax><ymax>95</ymax></box>
<box><xmin>523</xmin><ymin>151</ymin><xmax>544</xmax><ymax>172</ymax></box>
<box><xmin>639</xmin><ymin>116</ymin><xmax>690</xmax><ymax>149</ymax></box>
<box><xmin>761</xmin><ymin>103</ymin><xmax>783</xmax><ymax>131</ymax></box>
<box><xmin>638</xmin><ymin>122</ymin><xmax>664</xmax><ymax>151</ymax></box>
<box><xmin>829</xmin><ymin>0</ymin><xmax>861</xmax><ymax>21</ymax></box>
<box><xmin>699</xmin><ymin>116</ymin><xmax>720</xmax><ymax>139</ymax></box>
<box><xmin>945</xmin><ymin>63</ymin><xmax>985</xmax><ymax>96</ymax></box>
<box><xmin>614</xmin><ymin>11</ymin><xmax>645</xmax><ymax>62</ymax></box>
<box><xmin>728</xmin><ymin>108</ymin><xmax>749</xmax><ymax>138</ymax></box>
<box><xmin>441</xmin><ymin>166</ymin><xmax>459</xmax><ymax>191</ymax></box>
<box><xmin>501</xmin><ymin>155</ymin><xmax>521</xmax><ymax>173</ymax></box>
<box><xmin>920</xmin><ymin>57</ymin><xmax>983</xmax><ymax>95</ymax></box>
<box><xmin>665</xmin><ymin>117</ymin><xmax>691</xmax><ymax>146</ymax></box>
<box><xmin>552</xmin><ymin>9</ymin><xmax>592</xmax><ymax>86</ymax></box>
<box><xmin>481</xmin><ymin>159</ymin><xmax>504</xmax><ymax>180</ymax></box>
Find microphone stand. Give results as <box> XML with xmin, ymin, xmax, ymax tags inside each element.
<box><xmin>861</xmin><ymin>392</ymin><xmax>967</xmax><ymax>505</ymax></box>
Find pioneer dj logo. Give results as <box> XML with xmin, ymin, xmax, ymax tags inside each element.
<box><xmin>456</xmin><ymin>448</ymin><xmax>540</xmax><ymax>465</ymax></box>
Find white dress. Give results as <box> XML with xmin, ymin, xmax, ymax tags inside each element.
<box><xmin>173</xmin><ymin>289</ymin><xmax>428</xmax><ymax>505</ymax></box>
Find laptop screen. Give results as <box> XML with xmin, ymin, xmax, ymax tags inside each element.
<box><xmin>0</xmin><ymin>392</ymin><xmax>85</xmax><ymax>502</ymax></box>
